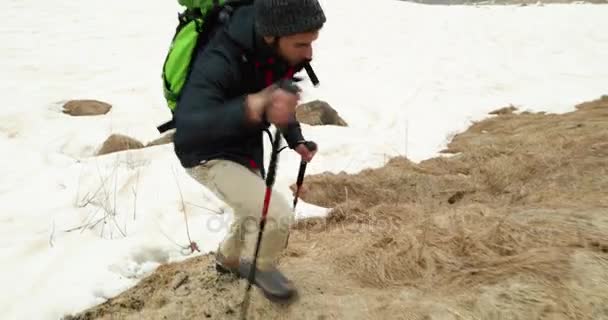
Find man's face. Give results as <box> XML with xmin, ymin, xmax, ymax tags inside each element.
<box><xmin>267</xmin><ymin>30</ymin><xmax>320</xmax><ymax>67</ymax></box>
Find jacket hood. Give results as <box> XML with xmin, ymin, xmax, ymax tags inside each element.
<box><xmin>223</xmin><ymin>5</ymin><xmax>308</xmax><ymax>73</ymax></box>
<box><xmin>224</xmin><ymin>6</ymin><xmax>268</xmax><ymax>56</ymax></box>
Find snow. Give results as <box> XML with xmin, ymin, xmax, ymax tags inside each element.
<box><xmin>1</xmin><ymin>0</ymin><xmax>607</xmax><ymax>318</ymax></box>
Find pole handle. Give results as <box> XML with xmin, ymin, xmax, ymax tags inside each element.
<box><xmin>303</xmin><ymin>140</ymin><xmax>317</xmax><ymax>153</ymax></box>
<box><xmin>304</xmin><ymin>63</ymin><xmax>319</xmax><ymax>87</ymax></box>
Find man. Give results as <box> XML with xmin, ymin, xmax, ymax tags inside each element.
<box><xmin>172</xmin><ymin>0</ymin><xmax>326</xmax><ymax>300</ymax></box>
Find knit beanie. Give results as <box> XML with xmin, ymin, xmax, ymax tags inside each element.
<box><xmin>254</xmin><ymin>0</ymin><xmax>327</xmax><ymax>37</ymax></box>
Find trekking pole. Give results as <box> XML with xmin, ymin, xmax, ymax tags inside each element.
<box><xmin>240</xmin><ymin>79</ymin><xmax>301</xmax><ymax>320</ymax></box>
<box><xmin>304</xmin><ymin>62</ymin><xmax>319</xmax><ymax>87</ymax></box>
<box><xmin>292</xmin><ymin>61</ymin><xmax>318</xmax><ymax>211</ymax></box>
<box><xmin>285</xmin><ymin>141</ymin><xmax>317</xmax><ymax>249</ymax></box>
<box><xmin>293</xmin><ymin>141</ymin><xmax>317</xmax><ymax>208</ymax></box>
<box><xmin>240</xmin><ymin>126</ymin><xmax>282</xmax><ymax>320</ymax></box>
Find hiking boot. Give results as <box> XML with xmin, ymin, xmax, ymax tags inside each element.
<box><xmin>215</xmin><ymin>251</ymin><xmax>241</xmax><ymax>275</ymax></box>
<box><xmin>238</xmin><ymin>261</ymin><xmax>297</xmax><ymax>302</ymax></box>
<box><xmin>215</xmin><ymin>252</ymin><xmax>297</xmax><ymax>302</ymax></box>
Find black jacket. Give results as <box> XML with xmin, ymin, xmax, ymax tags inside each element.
<box><xmin>173</xmin><ymin>5</ymin><xmax>307</xmax><ymax>177</ymax></box>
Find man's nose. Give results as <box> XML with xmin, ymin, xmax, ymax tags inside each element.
<box><xmin>303</xmin><ymin>46</ymin><xmax>313</xmax><ymax>60</ymax></box>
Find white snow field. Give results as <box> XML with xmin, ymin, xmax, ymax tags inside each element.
<box><xmin>0</xmin><ymin>0</ymin><xmax>607</xmax><ymax>318</ymax></box>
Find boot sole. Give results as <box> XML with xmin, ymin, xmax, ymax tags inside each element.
<box><xmin>216</xmin><ymin>262</ymin><xmax>241</xmax><ymax>276</ymax></box>
<box><xmin>216</xmin><ymin>261</ymin><xmax>298</xmax><ymax>303</ymax></box>
<box><xmin>260</xmin><ymin>287</ymin><xmax>298</xmax><ymax>304</ymax></box>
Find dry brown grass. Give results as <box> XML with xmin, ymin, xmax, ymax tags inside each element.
<box><xmin>301</xmin><ymin>95</ymin><xmax>608</xmax><ymax>210</ymax></box>
<box><xmin>67</xmin><ymin>95</ymin><xmax>608</xmax><ymax>320</ymax></box>
<box><xmin>291</xmin><ymin>95</ymin><xmax>608</xmax><ymax>318</ymax></box>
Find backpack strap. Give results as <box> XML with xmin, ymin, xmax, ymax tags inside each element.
<box><xmin>157</xmin><ymin>118</ymin><xmax>176</xmax><ymax>133</ymax></box>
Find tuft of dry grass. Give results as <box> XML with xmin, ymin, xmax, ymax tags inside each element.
<box><xmin>333</xmin><ymin>207</ymin><xmax>608</xmax><ymax>289</ymax></box>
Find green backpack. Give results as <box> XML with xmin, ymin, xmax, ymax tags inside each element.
<box><xmin>158</xmin><ymin>0</ymin><xmax>252</xmax><ymax>133</ymax></box>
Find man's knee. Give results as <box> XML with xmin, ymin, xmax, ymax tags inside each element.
<box><xmin>267</xmin><ymin>193</ymin><xmax>294</xmax><ymax>230</ymax></box>
<box><xmin>269</xmin><ymin>191</ymin><xmax>293</xmax><ymax>221</ymax></box>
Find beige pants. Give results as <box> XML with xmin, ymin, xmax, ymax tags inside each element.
<box><xmin>185</xmin><ymin>159</ymin><xmax>293</xmax><ymax>270</ymax></box>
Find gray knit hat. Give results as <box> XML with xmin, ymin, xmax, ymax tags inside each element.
<box><xmin>254</xmin><ymin>0</ymin><xmax>327</xmax><ymax>37</ymax></box>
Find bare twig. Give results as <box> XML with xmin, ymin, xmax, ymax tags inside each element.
<box><xmin>49</xmin><ymin>220</ymin><xmax>55</xmax><ymax>248</ymax></box>
<box><xmin>184</xmin><ymin>201</ymin><xmax>223</xmax><ymax>215</ymax></box>
<box><xmin>63</xmin><ymin>206</ymin><xmax>102</xmax><ymax>233</ymax></box>
<box><xmin>73</xmin><ymin>156</ymin><xmax>141</xmax><ymax>239</ymax></box>
<box><xmin>160</xmin><ymin>228</ymin><xmax>185</xmax><ymax>248</ymax></box>
<box><xmin>65</xmin><ymin>217</ymin><xmax>102</xmax><ymax>234</ymax></box>
<box><xmin>133</xmin><ymin>168</ymin><xmax>140</xmax><ymax>220</ymax></box>
<box><xmin>95</xmin><ymin>157</ymin><xmax>129</xmax><ymax>238</ymax></box>
<box><xmin>114</xmin><ymin>155</ymin><xmax>118</xmax><ymax>217</ymax></box>
<box><xmin>78</xmin><ymin>159</ymin><xmax>118</xmax><ymax>209</ymax></box>
<box><xmin>112</xmin><ymin>215</ymin><xmax>127</xmax><ymax>238</ymax></box>
<box><xmin>89</xmin><ymin>214</ymin><xmax>108</xmax><ymax>231</ymax></box>
<box><xmin>159</xmin><ymin>228</ymin><xmax>196</xmax><ymax>256</ymax></box>
<box><xmin>96</xmin><ymin>161</ymin><xmax>113</xmax><ymax>215</ymax></box>
<box><xmin>172</xmin><ymin>165</ymin><xmax>200</xmax><ymax>254</ymax></box>
<box><xmin>78</xmin><ymin>169</ymin><xmax>112</xmax><ymax>208</ymax></box>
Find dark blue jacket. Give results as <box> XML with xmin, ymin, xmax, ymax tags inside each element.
<box><xmin>173</xmin><ymin>5</ymin><xmax>307</xmax><ymax>177</ymax></box>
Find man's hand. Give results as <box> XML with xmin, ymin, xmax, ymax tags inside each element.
<box><xmin>244</xmin><ymin>84</ymin><xmax>277</xmax><ymax>125</ymax></box>
<box><xmin>266</xmin><ymin>87</ymin><xmax>300</xmax><ymax>127</ymax></box>
<box><xmin>295</xmin><ymin>142</ymin><xmax>317</xmax><ymax>162</ymax></box>
<box><xmin>245</xmin><ymin>80</ymin><xmax>302</xmax><ymax>127</ymax></box>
